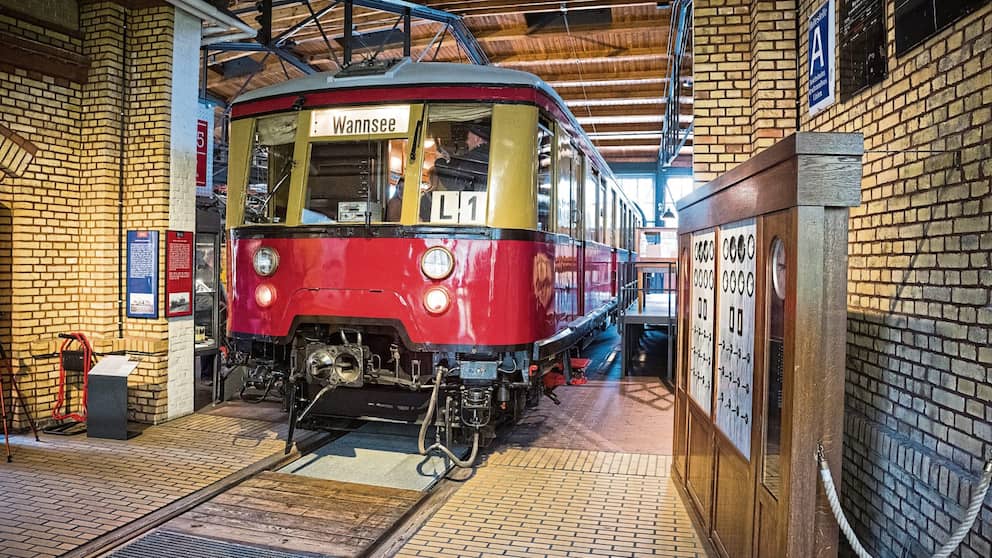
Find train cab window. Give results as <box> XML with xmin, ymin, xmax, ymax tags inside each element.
<box><xmin>303</xmin><ymin>138</ymin><xmax>408</xmax><ymax>223</ymax></box>
<box><xmin>536</xmin><ymin>121</ymin><xmax>553</xmax><ymax>231</ymax></box>
<box><xmin>244</xmin><ymin>114</ymin><xmax>298</xmax><ymax>224</ymax></box>
<box><xmin>419</xmin><ymin>104</ymin><xmax>493</xmax><ymax>225</ymax></box>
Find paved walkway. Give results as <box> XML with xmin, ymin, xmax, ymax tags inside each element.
<box><xmin>396</xmin><ymin>447</ymin><xmax>706</xmax><ymax>558</ymax></box>
<box><xmin>398</xmin><ymin>332</ymin><xmax>709</xmax><ymax>558</ymax></box>
<box><xmin>0</xmin><ymin>412</ymin><xmax>288</xmax><ymax>557</ymax></box>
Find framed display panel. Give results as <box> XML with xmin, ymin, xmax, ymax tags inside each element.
<box><xmin>672</xmin><ymin>133</ymin><xmax>862</xmax><ymax>558</ymax></box>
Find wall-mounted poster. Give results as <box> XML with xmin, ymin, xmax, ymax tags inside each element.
<box><xmin>126</xmin><ymin>230</ymin><xmax>159</xmax><ymax>319</ymax></box>
<box><xmin>165</xmin><ymin>230</ymin><xmax>194</xmax><ymax>318</ymax></box>
<box><xmin>895</xmin><ymin>0</ymin><xmax>990</xmax><ymax>55</ymax></box>
<box><xmin>839</xmin><ymin>0</ymin><xmax>887</xmax><ymax>101</ymax></box>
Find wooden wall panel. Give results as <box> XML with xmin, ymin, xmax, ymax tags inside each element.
<box><xmin>711</xmin><ymin>438</ymin><xmax>753</xmax><ymax>558</ymax></box>
<box><xmin>686</xmin><ymin>405</ymin><xmax>714</xmax><ymax>523</ymax></box>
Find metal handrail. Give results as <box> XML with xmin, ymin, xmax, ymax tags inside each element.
<box><xmin>624</xmin><ymin>261</ymin><xmax>677</xmax><ymax>314</ymax></box>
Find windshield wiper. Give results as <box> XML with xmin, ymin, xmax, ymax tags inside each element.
<box><xmin>258</xmin><ymin>158</ymin><xmax>295</xmax><ymax>221</ymax></box>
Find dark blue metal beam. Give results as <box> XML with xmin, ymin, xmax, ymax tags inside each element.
<box><xmin>349</xmin><ymin>0</ymin><xmax>489</xmax><ymax>64</ymax></box>
<box><xmin>207</xmin><ymin>42</ymin><xmax>317</xmax><ymax>75</ymax></box>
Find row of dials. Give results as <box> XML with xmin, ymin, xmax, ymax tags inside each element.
<box><xmin>722</xmin><ymin>270</ymin><xmax>755</xmax><ymax>297</ymax></box>
<box><xmin>722</xmin><ymin>233</ymin><xmax>756</xmax><ymax>263</ymax></box>
<box><xmin>694</xmin><ymin>239</ymin><xmax>716</xmax><ymax>263</ymax></box>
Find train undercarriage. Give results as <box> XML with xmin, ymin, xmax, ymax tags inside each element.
<box><xmin>233</xmin><ymin>323</ymin><xmax>561</xmax><ymax>467</ymax></box>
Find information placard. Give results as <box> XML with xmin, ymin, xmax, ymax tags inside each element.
<box><xmin>808</xmin><ymin>0</ymin><xmax>836</xmax><ymax>115</ymax></box>
<box><xmin>165</xmin><ymin>230</ymin><xmax>194</xmax><ymax>318</ymax></box>
<box><xmin>840</xmin><ymin>0</ymin><xmax>887</xmax><ymax>101</ymax></box>
<box><xmin>126</xmin><ymin>230</ymin><xmax>159</xmax><ymax>319</ymax></box>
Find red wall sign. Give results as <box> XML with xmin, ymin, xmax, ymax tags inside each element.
<box><xmin>165</xmin><ymin>230</ymin><xmax>194</xmax><ymax>318</ymax></box>
<box><xmin>196</xmin><ymin>119</ymin><xmax>208</xmax><ymax>187</ymax></box>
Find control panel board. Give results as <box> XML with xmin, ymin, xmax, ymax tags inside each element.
<box><xmin>715</xmin><ymin>219</ymin><xmax>756</xmax><ymax>459</ymax></box>
<box><xmin>688</xmin><ymin>230</ymin><xmax>715</xmax><ymax>413</ymax></box>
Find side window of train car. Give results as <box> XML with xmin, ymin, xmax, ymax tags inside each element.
<box><xmin>303</xmin><ymin>137</ymin><xmax>408</xmax><ymax>224</ymax></box>
<box><xmin>610</xmin><ymin>188</ymin><xmax>618</xmax><ymax>248</ymax></box>
<box><xmin>620</xmin><ymin>200</ymin><xmax>627</xmax><ymax>250</ymax></box>
<box><xmin>555</xmin><ymin>133</ymin><xmax>574</xmax><ymax>236</ymax></box>
<box><xmin>585</xmin><ymin>169</ymin><xmax>599</xmax><ymax>243</ymax></box>
<box><xmin>599</xmin><ymin>179</ymin><xmax>608</xmax><ymax>244</ymax></box>
<box><xmin>536</xmin><ymin>119</ymin><xmax>553</xmax><ymax>231</ymax></box>
<box><xmin>244</xmin><ymin>114</ymin><xmax>298</xmax><ymax>224</ymax></box>
<box><xmin>419</xmin><ymin>103</ymin><xmax>493</xmax><ymax>225</ymax></box>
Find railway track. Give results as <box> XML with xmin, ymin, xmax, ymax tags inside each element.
<box><xmin>63</xmin><ymin>422</ymin><xmax>470</xmax><ymax>558</ymax></box>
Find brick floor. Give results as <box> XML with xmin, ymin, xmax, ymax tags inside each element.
<box><xmin>396</xmin><ymin>448</ymin><xmax>707</xmax><ymax>558</ymax></box>
<box><xmin>397</xmin><ymin>335</ymin><xmax>710</xmax><ymax>558</ymax></box>
<box><xmin>0</xmin><ymin>412</ymin><xmax>289</xmax><ymax>558</ymax></box>
<box><xmin>503</xmin><ymin>377</ymin><xmax>676</xmax><ymax>455</ymax></box>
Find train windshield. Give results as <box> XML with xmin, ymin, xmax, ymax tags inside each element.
<box><xmin>419</xmin><ymin>104</ymin><xmax>492</xmax><ymax>225</ymax></box>
<box><xmin>302</xmin><ymin>139</ymin><xmax>408</xmax><ymax>224</ymax></box>
<box><xmin>245</xmin><ymin>114</ymin><xmax>297</xmax><ymax>224</ymax></box>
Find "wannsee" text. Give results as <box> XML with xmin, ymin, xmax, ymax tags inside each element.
<box><xmin>332</xmin><ymin>116</ymin><xmax>398</xmax><ymax>135</ymax></box>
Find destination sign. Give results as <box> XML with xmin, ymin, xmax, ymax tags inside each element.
<box><xmin>310</xmin><ymin>105</ymin><xmax>410</xmax><ymax>137</ymax></box>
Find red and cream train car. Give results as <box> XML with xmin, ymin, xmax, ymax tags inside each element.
<box><xmin>225</xmin><ymin>59</ymin><xmax>641</xmax><ymax>461</ymax></box>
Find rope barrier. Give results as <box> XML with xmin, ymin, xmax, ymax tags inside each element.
<box><xmin>817</xmin><ymin>442</ymin><xmax>992</xmax><ymax>558</ymax></box>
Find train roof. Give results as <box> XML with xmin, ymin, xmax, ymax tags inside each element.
<box><xmin>235</xmin><ymin>59</ymin><xmax>551</xmax><ymax>103</ymax></box>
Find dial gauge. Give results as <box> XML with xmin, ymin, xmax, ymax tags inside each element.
<box><xmin>771</xmin><ymin>238</ymin><xmax>787</xmax><ymax>300</ymax></box>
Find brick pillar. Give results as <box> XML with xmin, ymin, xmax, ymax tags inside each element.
<box><xmin>166</xmin><ymin>8</ymin><xmax>201</xmax><ymax>419</ymax></box>
<box><xmin>749</xmin><ymin>0</ymin><xmax>798</xmax><ymax>153</ymax></box>
<box><xmin>121</xmin><ymin>4</ymin><xmax>200</xmax><ymax>423</ymax></box>
<box><xmin>693</xmin><ymin>0</ymin><xmax>753</xmax><ymax>185</ymax></box>
<box><xmin>79</xmin><ymin>2</ymin><xmax>126</xmax><ymax>343</ymax></box>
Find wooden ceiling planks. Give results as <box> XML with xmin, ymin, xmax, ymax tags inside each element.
<box><xmin>209</xmin><ymin>0</ymin><xmax>688</xmax><ymax>164</ymax></box>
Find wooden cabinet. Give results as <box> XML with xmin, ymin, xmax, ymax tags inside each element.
<box><xmin>672</xmin><ymin>133</ymin><xmax>863</xmax><ymax>558</ymax></box>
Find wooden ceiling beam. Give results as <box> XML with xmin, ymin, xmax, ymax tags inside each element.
<box><xmin>471</xmin><ymin>18</ymin><xmax>666</xmax><ymax>42</ymax></box>
<box><xmin>429</xmin><ymin>0</ymin><xmax>659</xmax><ymax>17</ymax></box>
<box><xmin>493</xmin><ymin>47</ymin><xmax>667</xmax><ymax>67</ymax></box>
<box><xmin>282</xmin><ymin>11</ymin><xmax>666</xmax><ymax>45</ymax></box>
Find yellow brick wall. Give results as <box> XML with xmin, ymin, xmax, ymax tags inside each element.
<box><xmin>122</xmin><ymin>6</ymin><xmax>177</xmax><ymax>424</ymax></box>
<box><xmin>693</xmin><ymin>2</ymin><xmax>992</xmax><ymax>555</ymax></box>
<box><xmin>0</xmin><ymin>10</ymin><xmax>84</xmax><ymax>426</ymax></box>
<box><xmin>749</xmin><ymin>0</ymin><xmax>798</xmax><ymax>152</ymax></box>
<box><xmin>0</xmin><ymin>2</ymin><xmax>183</xmax><ymax>427</ymax></box>
<box><xmin>693</xmin><ymin>0</ymin><xmax>760</xmax><ymax>184</ymax></box>
<box><xmin>795</xmin><ymin>3</ymin><xmax>992</xmax><ymax>556</ymax></box>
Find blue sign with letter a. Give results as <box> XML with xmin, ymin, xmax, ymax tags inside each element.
<box><xmin>808</xmin><ymin>0</ymin><xmax>835</xmax><ymax>115</ymax></box>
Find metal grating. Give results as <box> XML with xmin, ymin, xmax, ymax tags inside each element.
<box><xmin>108</xmin><ymin>530</ymin><xmax>326</xmax><ymax>558</ymax></box>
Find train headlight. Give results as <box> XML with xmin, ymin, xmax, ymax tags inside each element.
<box><xmin>420</xmin><ymin>246</ymin><xmax>454</xmax><ymax>280</ymax></box>
<box><xmin>253</xmin><ymin>247</ymin><xmax>280</xmax><ymax>276</ymax></box>
<box><xmin>423</xmin><ymin>287</ymin><xmax>451</xmax><ymax>314</ymax></box>
<box><xmin>255</xmin><ymin>283</ymin><xmax>276</xmax><ymax>307</ymax></box>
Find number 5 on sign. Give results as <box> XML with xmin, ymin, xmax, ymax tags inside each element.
<box><xmin>431</xmin><ymin>191</ymin><xmax>487</xmax><ymax>224</ymax></box>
